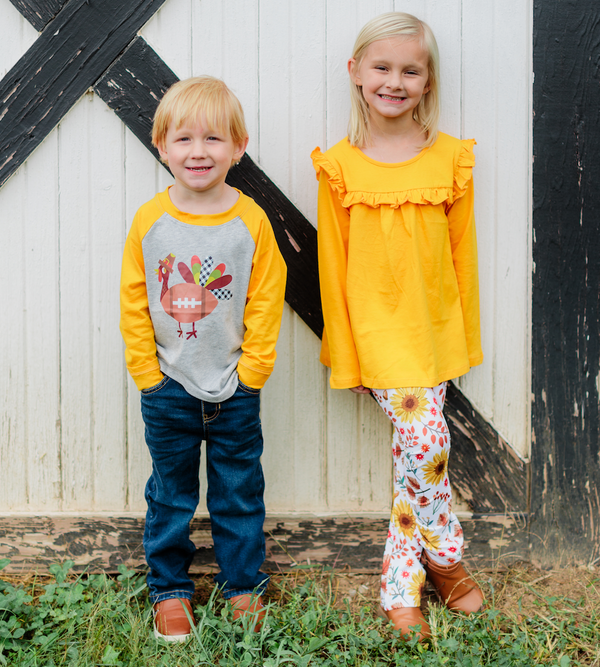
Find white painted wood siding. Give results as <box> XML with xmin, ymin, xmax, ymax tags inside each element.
<box><xmin>0</xmin><ymin>0</ymin><xmax>532</xmax><ymax>514</ymax></box>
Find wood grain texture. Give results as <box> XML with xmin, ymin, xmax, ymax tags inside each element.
<box><xmin>0</xmin><ymin>0</ymin><xmax>167</xmax><ymax>188</ymax></box>
<box><xmin>8</xmin><ymin>0</ymin><xmax>67</xmax><ymax>31</ymax></box>
<box><xmin>0</xmin><ymin>0</ymin><xmax>531</xmax><ymax>520</ymax></box>
<box><xmin>531</xmin><ymin>0</ymin><xmax>600</xmax><ymax>564</ymax></box>
<box><xmin>0</xmin><ymin>514</ymin><xmax>529</xmax><ymax>574</ymax></box>
<box><xmin>445</xmin><ymin>383</ymin><xmax>528</xmax><ymax>513</ymax></box>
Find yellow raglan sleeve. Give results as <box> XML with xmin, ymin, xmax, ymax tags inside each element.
<box><xmin>447</xmin><ymin>140</ymin><xmax>483</xmax><ymax>367</ymax></box>
<box><xmin>237</xmin><ymin>209</ymin><xmax>287</xmax><ymax>389</ymax></box>
<box><xmin>119</xmin><ymin>211</ymin><xmax>164</xmax><ymax>391</ymax></box>
<box><xmin>314</xmin><ymin>153</ymin><xmax>362</xmax><ymax>389</ymax></box>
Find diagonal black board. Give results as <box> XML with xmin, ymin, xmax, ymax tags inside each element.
<box><xmin>1</xmin><ymin>0</ymin><xmax>528</xmax><ymax>517</ymax></box>
<box><xmin>0</xmin><ymin>0</ymin><xmax>168</xmax><ymax>186</ymax></box>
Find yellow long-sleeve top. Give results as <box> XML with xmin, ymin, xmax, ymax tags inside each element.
<box><xmin>311</xmin><ymin>132</ymin><xmax>483</xmax><ymax>390</ymax></box>
<box><xmin>120</xmin><ymin>188</ymin><xmax>286</xmax><ymax>400</ymax></box>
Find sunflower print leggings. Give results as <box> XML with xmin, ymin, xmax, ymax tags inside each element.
<box><xmin>371</xmin><ymin>382</ymin><xmax>464</xmax><ymax>611</ymax></box>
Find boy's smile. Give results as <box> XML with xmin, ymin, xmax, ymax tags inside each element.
<box><xmin>158</xmin><ymin>119</ymin><xmax>248</xmax><ymax>212</ymax></box>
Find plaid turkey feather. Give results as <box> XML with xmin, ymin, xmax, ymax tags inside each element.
<box><xmin>198</xmin><ymin>256</ymin><xmax>213</xmax><ymax>286</ymax></box>
<box><xmin>212</xmin><ymin>288</ymin><xmax>233</xmax><ymax>301</ymax></box>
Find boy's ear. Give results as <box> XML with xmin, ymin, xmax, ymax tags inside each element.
<box><xmin>157</xmin><ymin>141</ymin><xmax>168</xmax><ymax>163</ymax></box>
<box><xmin>348</xmin><ymin>58</ymin><xmax>361</xmax><ymax>85</ymax></box>
<box><xmin>233</xmin><ymin>136</ymin><xmax>249</xmax><ymax>162</ymax></box>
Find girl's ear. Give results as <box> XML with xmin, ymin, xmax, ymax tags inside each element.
<box><xmin>233</xmin><ymin>136</ymin><xmax>249</xmax><ymax>162</ymax></box>
<box><xmin>348</xmin><ymin>58</ymin><xmax>361</xmax><ymax>85</ymax></box>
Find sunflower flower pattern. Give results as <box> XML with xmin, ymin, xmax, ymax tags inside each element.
<box><xmin>372</xmin><ymin>382</ymin><xmax>464</xmax><ymax>611</ymax></box>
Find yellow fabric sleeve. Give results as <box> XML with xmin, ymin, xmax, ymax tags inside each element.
<box><xmin>447</xmin><ymin>174</ymin><xmax>483</xmax><ymax>366</ymax></box>
<box><xmin>119</xmin><ymin>210</ymin><xmax>163</xmax><ymax>391</ymax></box>
<box><xmin>237</xmin><ymin>211</ymin><xmax>287</xmax><ymax>389</ymax></box>
<box><xmin>316</xmin><ymin>170</ymin><xmax>362</xmax><ymax>389</ymax></box>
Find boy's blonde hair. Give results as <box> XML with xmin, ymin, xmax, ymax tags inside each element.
<box><xmin>152</xmin><ymin>76</ymin><xmax>248</xmax><ymax>163</ymax></box>
<box><xmin>348</xmin><ymin>12</ymin><xmax>440</xmax><ymax>149</ymax></box>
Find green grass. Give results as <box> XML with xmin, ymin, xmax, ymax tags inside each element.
<box><xmin>0</xmin><ymin>558</ymin><xmax>598</xmax><ymax>666</ymax></box>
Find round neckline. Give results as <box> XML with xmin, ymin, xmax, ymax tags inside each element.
<box><xmin>159</xmin><ymin>187</ymin><xmax>248</xmax><ymax>224</ymax></box>
<box><xmin>349</xmin><ymin>139</ymin><xmax>431</xmax><ymax>168</ymax></box>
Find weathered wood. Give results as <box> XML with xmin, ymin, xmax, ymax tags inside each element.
<box><xmin>0</xmin><ymin>0</ymin><xmax>167</xmax><ymax>189</ymax></box>
<box><xmin>531</xmin><ymin>0</ymin><xmax>600</xmax><ymax>564</ymax></box>
<box><xmin>93</xmin><ymin>37</ymin><xmax>323</xmax><ymax>338</ymax></box>
<box><xmin>0</xmin><ymin>514</ymin><xmax>529</xmax><ymax>575</ymax></box>
<box><xmin>8</xmin><ymin>0</ymin><xmax>67</xmax><ymax>31</ymax></box>
<box><xmin>445</xmin><ymin>383</ymin><xmax>529</xmax><ymax>514</ymax></box>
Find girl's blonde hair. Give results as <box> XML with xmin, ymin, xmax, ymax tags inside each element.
<box><xmin>348</xmin><ymin>12</ymin><xmax>440</xmax><ymax>149</ymax></box>
<box><xmin>152</xmin><ymin>76</ymin><xmax>248</xmax><ymax>163</ymax></box>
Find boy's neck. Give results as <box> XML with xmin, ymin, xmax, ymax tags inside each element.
<box><xmin>168</xmin><ymin>181</ymin><xmax>240</xmax><ymax>215</ymax></box>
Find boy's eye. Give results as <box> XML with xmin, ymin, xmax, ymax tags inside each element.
<box><xmin>207</xmin><ymin>136</ymin><xmax>221</xmax><ymax>141</ymax></box>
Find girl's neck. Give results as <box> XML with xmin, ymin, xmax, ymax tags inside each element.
<box><xmin>360</xmin><ymin>118</ymin><xmax>426</xmax><ymax>163</ymax></box>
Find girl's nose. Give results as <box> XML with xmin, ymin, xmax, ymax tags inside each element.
<box><xmin>387</xmin><ymin>71</ymin><xmax>403</xmax><ymax>90</ymax></box>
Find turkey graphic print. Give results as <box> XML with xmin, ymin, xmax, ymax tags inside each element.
<box><xmin>157</xmin><ymin>253</ymin><xmax>233</xmax><ymax>339</ymax></box>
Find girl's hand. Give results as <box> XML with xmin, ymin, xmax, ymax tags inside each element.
<box><xmin>349</xmin><ymin>385</ymin><xmax>371</xmax><ymax>394</ymax></box>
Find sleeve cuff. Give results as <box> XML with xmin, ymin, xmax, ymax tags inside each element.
<box><xmin>132</xmin><ymin>368</ymin><xmax>164</xmax><ymax>391</ymax></box>
<box><xmin>237</xmin><ymin>360</ymin><xmax>272</xmax><ymax>389</ymax></box>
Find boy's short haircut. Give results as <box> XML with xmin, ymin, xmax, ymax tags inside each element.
<box><xmin>152</xmin><ymin>76</ymin><xmax>248</xmax><ymax>152</ymax></box>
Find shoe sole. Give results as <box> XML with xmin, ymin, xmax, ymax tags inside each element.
<box><xmin>153</xmin><ymin>625</ymin><xmax>191</xmax><ymax>643</ymax></box>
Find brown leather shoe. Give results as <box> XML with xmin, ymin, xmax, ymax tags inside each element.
<box><xmin>153</xmin><ymin>598</ymin><xmax>194</xmax><ymax>642</ymax></box>
<box><xmin>422</xmin><ymin>553</ymin><xmax>484</xmax><ymax>613</ymax></box>
<box><xmin>378</xmin><ymin>606</ymin><xmax>431</xmax><ymax>642</ymax></box>
<box><xmin>229</xmin><ymin>593</ymin><xmax>266</xmax><ymax>631</ymax></box>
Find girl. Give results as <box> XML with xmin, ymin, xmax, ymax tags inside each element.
<box><xmin>311</xmin><ymin>13</ymin><xmax>484</xmax><ymax>641</ymax></box>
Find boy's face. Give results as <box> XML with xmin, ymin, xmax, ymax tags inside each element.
<box><xmin>158</xmin><ymin>118</ymin><xmax>247</xmax><ymax>201</ymax></box>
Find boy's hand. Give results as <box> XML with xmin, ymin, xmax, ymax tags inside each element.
<box><xmin>349</xmin><ymin>385</ymin><xmax>371</xmax><ymax>394</ymax></box>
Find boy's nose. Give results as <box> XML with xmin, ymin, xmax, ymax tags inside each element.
<box><xmin>190</xmin><ymin>140</ymin><xmax>207</xmax><ymax>157</ymax></box>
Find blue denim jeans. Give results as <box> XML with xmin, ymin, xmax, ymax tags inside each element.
<box><xmin>140</xmin><ymin>375</ymin><xmax>269</xmax><ymax>604</ymax></box>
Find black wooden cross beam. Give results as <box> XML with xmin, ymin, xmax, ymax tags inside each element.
<box><xmin>1</xmin><ymin>0</ymin><xmax>528</xmax><ymax>517</ymax></box>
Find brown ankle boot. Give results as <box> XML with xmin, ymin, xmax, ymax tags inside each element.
<box><xmin>229</xmin><ymin>593</ymin><xmax>266</xmax><ymax>631</ymax></box>
<box><xmin>378</xmin><ymin>606</ymin><xmax>431</xmax><ymax>642</ymax></box>
<box><xmin>422</xmin><ymin>554</ymin><xmax>484</xmax><ymax>613</ymax></box>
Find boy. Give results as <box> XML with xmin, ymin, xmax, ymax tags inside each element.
<box><xmin>120</xmin><ymin>76</ymin><xmax>286</xmax><ymax>642</ymax></box>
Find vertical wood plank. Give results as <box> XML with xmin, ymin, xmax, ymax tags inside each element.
<box><xmin>58</xmin><ymin>94</ymin><xmax>95</xmax><ymax>510</ymax></box>
<box><xmin>0</xmin><ymin>167</ymin><xmax>28</xmax><ymax>509</ymax></box>
<box><xmin>21</xmin><ymin>130</ymin><xmax>62</xmax><ymax>509</ymax></box>
<box><xmin>88</xmin><ymin>100</ymin><xmax>128</xmax><ymax>510</ymax></box>
<box><xmin>458</xmin><ymin>0</ymin><xmax>496</xmax><ymax>420</ymax></box>
<box><xmin>489</xmin><ymin>0</ymin><xmax>531</xmax><ymax>457</ymax></box>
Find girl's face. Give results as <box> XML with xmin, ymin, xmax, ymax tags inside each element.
<box><xmin>349</xmin><ymin>36</ymin><xmax>430</xmax><ymax>127</ymax></box>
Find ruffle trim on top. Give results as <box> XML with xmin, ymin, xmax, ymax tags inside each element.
<box><xmin>453</xmin><ymin>139</ymin><xmax>476</xmax><ymax>203</ymax></box>
<box><xmin>311</xmin><ymin>139</ymin><xmax>476</xmax><ymax>209</ymax></box>
<box><xmin>311</xmin><ymin>147</ymin><xmax>347</xmax><ymax>202</ymax></box>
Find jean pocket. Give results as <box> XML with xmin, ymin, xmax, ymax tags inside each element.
<box><xmin>141</xmin><ymin>375</ymin><xmax>170</xmax><ymax>395</ymax></box>
<box><xmin>238</xmin><ymin>380</ymin><xmax>260</xmax><ymax>395</ymax></box>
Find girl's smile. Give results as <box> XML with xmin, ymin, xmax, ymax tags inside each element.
<box><xmin>348</xmin><ymin>36</ymin><xmax>430</xmax><ymax>127</ymax></box>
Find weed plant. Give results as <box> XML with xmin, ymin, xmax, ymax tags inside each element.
<box><xmin>0</xmin><ymin>558</ymin><xmax>598</xmax><ymax>666</ymax></box>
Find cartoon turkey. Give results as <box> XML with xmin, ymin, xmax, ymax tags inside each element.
<box><xmin>157</xmin><ymin>253</ymin><xmax>233</xmax><ymax>339</ymax></box>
